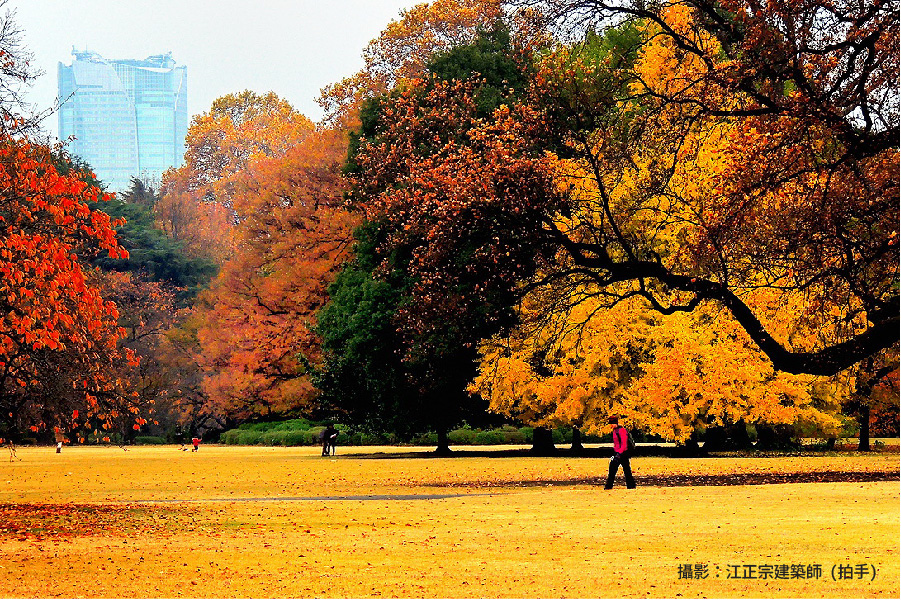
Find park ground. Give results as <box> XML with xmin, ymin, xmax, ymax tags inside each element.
<box><xmin>0</xmin><ymin>444</ymin><xmax>898</xmax><ymax>598</ymax></box>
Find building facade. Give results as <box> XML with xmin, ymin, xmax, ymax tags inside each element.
<box><xmin>58</xmin><ymin>50</ymin><xmax>187</xmax><ymax>192</ymax></box>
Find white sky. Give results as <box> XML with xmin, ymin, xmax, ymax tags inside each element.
<box><xmin>9</xmin><ymin>0</ymin><xmax>423</xmax><ymax>140</ymax></box>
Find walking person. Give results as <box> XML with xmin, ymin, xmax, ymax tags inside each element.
<box><xmin>6</xmin><ymin>440</ymin><xmax>20</xmax><ymax>462</ymax></box>
<box><xmin>605</xmin><ymin>416</ymin><xmax>636</xmax><ymax>489</ymax></box>
<box><xmin>320</xmin><ymin>423</ymin><xmax>338</xmax><ymax>456</ymax></box>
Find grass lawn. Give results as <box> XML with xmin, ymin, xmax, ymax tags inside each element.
<box><xmin>0</xmin><ymin>444</ymin><xmax>898</xmax><ymax>598</ymax></box>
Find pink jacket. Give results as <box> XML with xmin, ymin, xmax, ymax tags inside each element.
<box><xmin>612</xmin><ymin>426</ymin><xmax>629</xmax><ymax>454</ymax></box>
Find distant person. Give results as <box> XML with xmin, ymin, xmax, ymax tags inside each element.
<box><xmin>56</xmin><ymin>441</ymin><xmax>63</xmax><ymax>454</ymax></box>
<box><xmin>191</xmin><ymin>437</ymin><xmax>200</xmax><ymax>452</ymax></box>
<box><xmin>321</xmin><ymin>424</ymin><xmax>338</xmax><ymax>457</ymax></box>
<box><xmin>6</xmin><ymin>440</ymin><xmax>20</xmax><ymax>462</ymax></box>
<box><xmin>604</xmin><ymin>416</ymin><xmax>636</xmax><ymax>489</ymax></box>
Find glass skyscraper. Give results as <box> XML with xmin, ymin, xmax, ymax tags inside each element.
<box><xmin>58</xmin><ymin>50</ymin><xmax>188</xmax><ymax>192</ymax></box>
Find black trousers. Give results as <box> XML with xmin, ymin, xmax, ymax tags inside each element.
<box><xmin>605</xmin><ymin>452</ymin><xmax>636</xmax><ymax>489</ymax></box>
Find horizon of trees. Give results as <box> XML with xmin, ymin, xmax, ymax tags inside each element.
<box><xmin>1</xmin><ymin>0</ymin><xmax>897</xmax><ymax>452</ymax></box>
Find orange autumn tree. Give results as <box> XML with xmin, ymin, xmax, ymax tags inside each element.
<box><xmin>157</xmin><ymin>91</ymin><xmax>315</xmax><ymax>262</ymax></box>
<box><xmin>318</xmin><ymin>0</ymin><xmax>504</xmax><ymax>127</ymax></box>
<box><xmin>155</xmin><ymin>166</ymin><xmax>232</xmax><ymax>263</ymax></box>
<box><xmin>343</xmin><ymin>3</ymin><xmax>895</xmax><ymax>449</ymax></box>
<box><xmin>839</xmin><ymin>348</ymin><xmax>899</xmax><ymax>450</ymax></box>
<box><xmin>0</xmin><ymin>140</ymin><xmax>143</xmax><ymax>442</ymax></box>
<box><xmin>95</xmin><ymin>269</ymin><xmax>183</xmax><ymax>440</ymax></box>
<box><xmin>195</xmin><ymin>129</ymin><xmax>358</xmax><ymax>421</ymax></box>
<box><xmin>179</xmin><ymin>90</ymin><xmax>314</xmax><ymax>204</ymax></box>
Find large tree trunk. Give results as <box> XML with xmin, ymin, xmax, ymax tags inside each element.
<box><xmin>38</xmin><ymin>409</ymin><xmax>56</xmax><ymax>445</ymax></box>
<box><xmin>732</xmin><ymin>420</ymin><xmax>752</xmax><ymax>449</ymax></box>
<box><xmin>529</xmin><ymin>426</ymin><xmax>556</xmax><ymax>456</ymax></box>
<box><xmin>570</xmin><ymin>427</ymin><xmax>584</xmax><ymax>454</ymax></box>
<box><xmin>857</xmin><ymin>405</ymin><xmax>871</xmax><ymax>451</ymax></box>
<box><xmin>435</xmin><ymin>426</ymin><xmax>453</xmax><ymax>456</ymax></box>
<box><xmin>755</xmin><ymin>424</ymin><xmax>797</xmax><ymax>450</ymax></box>
<box><xmin>673</xmin><ymin>434</ymin><xmax>703</xmax><ymax>457</ymax></box>
<box><xmin>850</xmin><ymin>357</ymin><xmax>892</xmax><ymax>452</ymax></box>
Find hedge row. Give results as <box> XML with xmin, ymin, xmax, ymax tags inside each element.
<box><xmin>220</xmin><ymin>427</ymin><xmax>409</xmax><ymax>447</ymax></box>
<box><xmin>134</xmin><ymin>436</ymin><xmax>167</xmax><ymax>445</ymax></box>
<box><xmin>218</xmin><ymin>424</ymin><xmax>599</xmax><ymax>447</ymax></box>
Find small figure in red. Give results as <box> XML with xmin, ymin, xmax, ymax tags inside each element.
<box><xmin>191</xmin><ymin>437</ymin><xmax>200</xmax><ymax>452</ymax></box>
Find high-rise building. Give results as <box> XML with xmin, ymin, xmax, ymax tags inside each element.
<box><xmin>58</xmin><ymin>50</ymin><xmax>187</xmax><ymax>192</ymax></box>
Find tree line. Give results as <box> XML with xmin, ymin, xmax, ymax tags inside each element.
<box><xmin>1</xmin><ymin>0</ymin><xmax>897</xmax><ymax>452</ymax></box>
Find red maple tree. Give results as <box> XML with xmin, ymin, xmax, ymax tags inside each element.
<box><xmin>1</xmin><ymin>140</ymin><xmax>144</xmax><ymax>441</ymax></box>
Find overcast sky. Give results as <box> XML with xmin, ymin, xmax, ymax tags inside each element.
<box><xmin>9</xmin><ymin>0</ymin><xmax>422</xmax><ymax>140</ymax></box>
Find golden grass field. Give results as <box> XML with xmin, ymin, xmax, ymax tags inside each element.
<box><xmin>0</xmin><ymin>444</ymin><xmax>898</xmax><ymax>598</ymax></box>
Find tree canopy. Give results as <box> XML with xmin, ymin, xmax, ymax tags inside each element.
<box><xmin>519</xmin><ymin>0</ymin><xmax>899</xmax><ymax>375</ymax></box>
<box><xmin>6</xmin><ymin>0</ymin><xmax>893</xmax><ymax>445</ymax></box>
<box><xmin>349</xmin><ymin>0</ymin><xmax>898</xmax><ymax>384</ymax></box>
<box><xmin>91</xmin><ymin>178</ymin><xmax>218</xmax><ymax>301</ymax></box>
<box><xmin>315</xmin><ymin>21</ymin><xmax>547</xmax><ymax>448</ymax></box>
<box><xmin>318</xmin><ymin>0</ymin><xmax>505</xmax><ymax>127</ymax></box>
<box><xmin>0</xmin><ymin>140</ymin><xmax>141</xmax><ymax>441</ymax></box>
<box><xmin>194</xmin><ymin>129</ymin><xmax>357</xmax><ymax>423</ymax></box>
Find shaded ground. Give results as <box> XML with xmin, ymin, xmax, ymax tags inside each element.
<box><xmin>172</xmin><ymin>470</ymin><xmax>901</xmax><ymax>495</ymax></box>
<box><xmin>342</xmin><ymin>443</ymin><xmax>900</xmax><ymax>460</ymax></box>
<box><xmin>431</xmin><ymin>470</ymin><xmax>900</xmax><ymax>489</ymax></box>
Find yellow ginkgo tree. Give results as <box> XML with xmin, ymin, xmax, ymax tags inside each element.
<box><xmin>471</xmin><ymin>289</ymin><xmax>849</xmax><ymax>444</ymax></box>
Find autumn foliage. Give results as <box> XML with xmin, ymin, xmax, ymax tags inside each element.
<box><xmin>318</xmin><ymin>0</ymin><xmax>505</xmax><ymax>127</ymax></box>
<box><xmin>471</xmin><ymin>291</ymin><xmax>848</xmax><ymax>443</ymax></box>
<box><xmin>157</xmin><ymin>91</ymin><xmax>315</xmax><ymax>263</ymax></box>
<box><xmin>349</xmin><ymin>78</ymin><xmax>562</xmax><ymax>344</ymax></box>
<box><xmin>4</xmin><ymin>0</ymin><xmax>893</xmax><ymax>443</ymax></box>
<box><xmin>350</xmin><ymin>0</ymin><xmax>898</xmax><ymax>383</ymax></box>
<box><xmin>194</xmin><ymin>129</ymin><xmax>357</xmax><ymax>421</ymax></box>
<box><xmin>0</xmin><ymin>139</ymin><xmax>141</xmax><ymax>440</ymax></box>
<box><xmin>322</xmin><ymin>0</ymin><xmax>899</xmax><ymax>442</ymax></box>
<box><xmin>519</xmin><ymin>0</ymin><xmax>899</xmax><ymax>375</ymax></box>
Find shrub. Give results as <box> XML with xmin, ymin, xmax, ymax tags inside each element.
<box><xmin>360</xmin><ymin>432</ymin><xmax>388</xmax><ymax>445</ymax></box>
<box><xmin>412</xmin><ymin>432</ymin><xmax>438</xmax><ymax>446</ymax></box>
<box><xmin>283</xmin><ymin>431</ymin><xmax>312</xmax><ymax>446</ymax></box>
<box><xmin>236</xmin><ymin>430</ymin><xmax>263</xmax><ymax>445</ymax></box>
<box><xmin>551</xmin><ymin>428</ymin><xmax>566</xmax><ymax>444</ymax></box>
<box><xmin>220</xmin><ymin>422</ymin><xmax>594</xmax><ymax>447</ymax></box>
<box><xmin>448</xmin><ymin>428</ymin><xmax>477</xmax><ymax>445</ymax></box>
<box><xmin>134</xmin><ymin>436</ymin><xmax>167</xmax><ymax>445</ymax></box>
<box><xmin>474</xmin><ymin>430</ymin><xmax>503</xmax><ymax>445</ymax></box>
<box><xmin>237</xmin><ymin>423</ymin><xmax>271</xmax><ymax>432</ymax></box>
<box><xmin>260</xmin><ymin>431</ymin><xmax>288</xmax><ymax>446</ymax></box>
<box><xmin>219</xmin><ymin>430</ymin><xmax>240</xmax><ymax>445</ymax></box>
<box><xmin>498</xmin><ymin>425</ymin><xmax>528</xmax><ymax>444</ymax></box>
<box><xmin>270</xmin><ymin>419</ymin><xmax>313</xmax><ymax>432</ymax></box>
